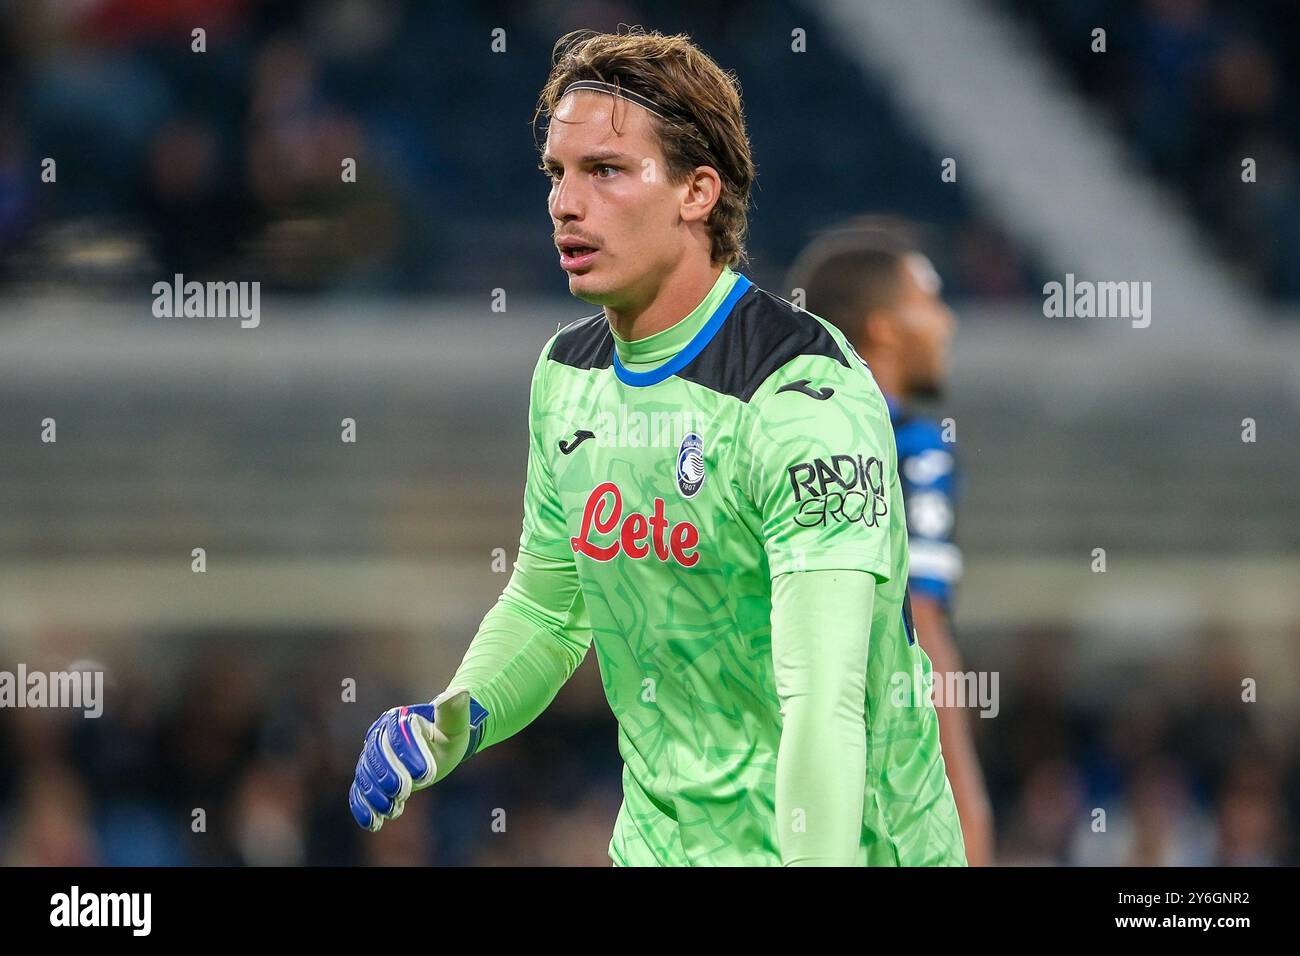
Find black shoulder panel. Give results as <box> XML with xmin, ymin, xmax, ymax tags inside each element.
<box><xmin>548</xmin><ymin>312</ymin><xmax>613</xmax><ymax>369</ymax></box>
<box><xmin>677</xmin><ymin>286</ymin><xmax>850</xmax><ymax>402</ymax></box>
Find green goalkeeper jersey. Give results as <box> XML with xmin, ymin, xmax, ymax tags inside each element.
<box><xmin>449</xmin><ymin>266</ymin><xmax>966</xmax><ymax>866</ymax></box>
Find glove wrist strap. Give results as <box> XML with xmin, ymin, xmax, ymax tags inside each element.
<box><xmin>464</xmin><ymin>696</ymin><xmax>490</xmax><ymax>760</ymax></box>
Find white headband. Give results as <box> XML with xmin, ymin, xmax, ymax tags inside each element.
<box><xmin>559</xmin><ymin>79</ymin><xmax>671</xmax><ymax>120</ymax></box>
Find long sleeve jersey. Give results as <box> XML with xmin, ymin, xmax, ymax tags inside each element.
<box><xmin>448</xmin><ymin>267</ymin><xmax>966</xmax><ymax>866</ymax></box>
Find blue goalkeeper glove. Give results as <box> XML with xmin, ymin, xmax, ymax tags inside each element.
<box><xmin>349</xmin><ymin>688</ymin><xmax>488</xmax><ymax>832</ymax></box>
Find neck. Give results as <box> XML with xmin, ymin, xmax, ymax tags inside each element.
<box><xmin>605</xmin><ymin>257</ymin><xmax>724</xmax><ymax>341</ymax></box>
<box><xmin>860</xmin><ymin>346</ymin><xmax>905</xmax><ymax>402</ymax></box>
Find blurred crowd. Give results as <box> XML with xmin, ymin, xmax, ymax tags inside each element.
<box><xmin>2</xmin><ymin>1</ymin><xmax>1294</xmax><ymax>300</ymax></box>
<box><xmin>1007</xmin><ymin>0</ymin><xmax>1300</xmax><ymax>300</ymax></box>
<box><xmin>0</xmin><ymin>635</ymin><xmax>625</xmax><ymax>866</ymax></box>
<box><xmin>980</xmin><ymin>627</ymin><xmax>1297</xmax><ymax>866</ymax></box>
<box><xmin>0</xmin><ymin>0</ymin><xmax>1033</xmax><ymax>298</ymax></box>
<box><xmin>0</xmin><ymin>625</ymin><xmax>1293</xmax><ymax>866</ymax></box>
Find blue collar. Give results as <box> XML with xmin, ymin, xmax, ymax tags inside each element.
<box><xmin>612</xmin><ymin>275</ymin><xmax>753</xmax><ymax>387</ymax></box>
<box><xmin>883</xmin><ymin>391</ymin><xmax>905</xmax><ymax>424</ymax></box>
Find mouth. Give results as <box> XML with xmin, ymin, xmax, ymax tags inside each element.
<box><xmin>558</xmin><ymin>243</ymin><xmax>600</xmax><ymax>273</ymax></box>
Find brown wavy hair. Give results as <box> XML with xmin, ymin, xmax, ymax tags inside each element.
<box><xmin>535</xmin><ymin>27</ymin><xmax>755</xmax><ymax>268</ymax></box>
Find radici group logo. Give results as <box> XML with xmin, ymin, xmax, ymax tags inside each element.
<box><xmin>786</xmin><ymin>453</ymin><xmax>888</xmax><ymax>528</ymax></box>
<box><xmin>676</xmin><ymin>432</ymin><xmax>705</xmax><ymax>498</ymax></box>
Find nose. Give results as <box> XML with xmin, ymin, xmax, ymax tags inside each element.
<box><xmin>549</xmin><ymin>173</ymin><xmax>584</xmax><ymax>223</ymax></box>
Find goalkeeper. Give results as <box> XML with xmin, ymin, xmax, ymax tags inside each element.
<box><xmin>350</xmin><ymin>27</ymin><xmax>966</xmax><ymax>867</ymax></box>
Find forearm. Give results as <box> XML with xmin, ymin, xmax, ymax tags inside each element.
<box><xmin>914</xmin><ymin>599</ymin><xmax>994</xmax><ymax>865</ymax></box>
<box><xmin>448</xmin><ymin>545</ymin><xmax>589</xmax><ymax>754</ymax></box>
<box><xmin>772</xmin><ymin>569</ymin><xmax>873</xmax><ymax>866</ymax></box>
<box><xmin>932</xmin><ymin>699</ymin><xmax>993</xmax><ymax>865</ymax></box>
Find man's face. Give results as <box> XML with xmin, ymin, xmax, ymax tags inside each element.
<box><xmin>893</xmin><ymin>254</ymin><xmax>957</xmax><ymax>398</ymax></box>
<box><xmin>542</xmin><ymin>91</ymin><xmax>690</xmax><ymax>307</ymax></box>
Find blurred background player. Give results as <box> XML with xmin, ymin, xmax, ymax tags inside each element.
<box><xmin>788</xmin><ymin>221</ymin><xmax>994</xmax><ymax>865</ymax></box>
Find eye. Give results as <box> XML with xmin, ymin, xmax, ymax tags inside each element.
<box><xmin>594</xmin><ymin>164</ymin><xmax>619</xmax><ymax>179</ymax></box>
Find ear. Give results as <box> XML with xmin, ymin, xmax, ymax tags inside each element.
<box><xmin>863</xmin><ymin>309</ymin><xmax>901</xmax><ymax>351</ymax></box>
<box><xmin>679</xmin><ymin>165</ymin><xmax>722</xmax><ymax>225</ymax></box>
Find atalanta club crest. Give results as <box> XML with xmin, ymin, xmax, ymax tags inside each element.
<box><xmin>676</xmin><ymin>432</ymin><xmax>705</xmax><ymax>498</ymax></box>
